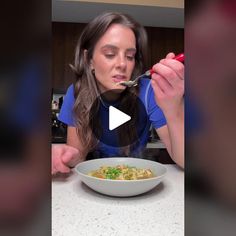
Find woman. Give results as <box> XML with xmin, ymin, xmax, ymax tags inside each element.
<box><xmin>52</xmin><ymin>12</ymin><xmax>184</xmax><ymax>174</ymax></box>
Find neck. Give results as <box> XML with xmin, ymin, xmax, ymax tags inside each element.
<box><xmin>98</xmin><ymin>84</ymin><xmax>124</xmax><ymax>102</ymax></box>
<box><xmin>101</xmin><ymin>91</ymin><xmax>122</xmax><ymax>102</ymax></box>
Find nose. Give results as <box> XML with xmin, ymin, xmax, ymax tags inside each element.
<box><xmin>116</xmin><ymin>54</ymin><xmax>127</xmax><ymax>71</ymax></box>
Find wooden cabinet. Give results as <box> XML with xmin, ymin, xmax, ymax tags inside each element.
<box><xmin>52</xmin><ymin>23</ymin><xmax>85</xmax><ymax>92</ymax></box>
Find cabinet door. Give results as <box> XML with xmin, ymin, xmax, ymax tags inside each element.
<box><xmin>53</xmin><ymin>22</ymin><xmax>85</xmax><ymax>91</ymax></box>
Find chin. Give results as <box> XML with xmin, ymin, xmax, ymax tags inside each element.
<box><xmin>111</xmin><ymin>87</ymin><xmax>126</xmax><ymax>94</ymax></box>
<box><xmin>103</xmin><ymin>83</ymin><xmax>125</xmax><ymax>92</ymax></box>
<box><xmin>113</xmin><ymin>84</ymin><xmax>126</xmax><ymax>91</ymax></box>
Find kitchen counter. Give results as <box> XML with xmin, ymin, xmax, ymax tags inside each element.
<box><xmin>52</xmin><ymin>165</ymin><xmax>184</xmax><ymax>236</ymax></box>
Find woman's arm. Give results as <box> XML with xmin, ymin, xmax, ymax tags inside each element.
<box><xmin>51</xmin><ymin>126</ymin><xmax>88</xmax><ymax>175</ymax></box>
<box><xmin>66</xmin><ymin>126</ymin><xmax>88</xmax><ymax>167</ymax></box>
<box><xmin>151</xmin><ymin>52</ymin><xmax>184</xmax><ymax>168</ymax></box>
<box><xmin>155</xmin><ymin>105</ymin><xmax>184</xmax><ymax>168</ymax></box>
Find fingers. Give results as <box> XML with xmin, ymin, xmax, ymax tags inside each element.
<box><xmin>152</xmin><ymin>73</ymin><xmax>172</xmax><ymax>93</ymax></box>
<box><xmin>151</xmin><ymin>53</ymin><xmax>184</xmax><ymax>91</ymax></box>
<box><xmin>61</xmin><ymin>146</ymin><xmax>79</xmax><ymax>164</ymax></box>
<box><xmin>151</xmin><ymin>53</ymin><xmax>184</xmax><ymax>108</ymax></box>
<box><xmin>61</xmin><ymin>146</ymin><xmax>79</xmax><ymax>166</ymax></box>
<box><xmin>52</xmin><ymin>156</ymin><xmax>71</xmax><ymax>175</ymax></box>
<box><xmin>166</xmin><ymin>52</ymin><xmax>175</xmax><ymax>59</ymax></box>
<box><xmin>51</xmin><ymin>144</ymin><xmax>75</xmax><ymax>175</ymax></box>
<box><xmin>151</xmin><ymin>78</ymin><xmax>164</xmax><ymax>98</ymax></box>
<box><xmin>160</xmin><ymin>58</ymin><xmax>184</xmax><ymax>79</ymax></box>
<box><xmin>152</xmin><ymin>63</ymin><xmax>182</xmax><ymax>89</ymax></box>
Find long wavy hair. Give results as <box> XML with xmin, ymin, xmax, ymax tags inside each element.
<box><xmin>70</xmin><ymin>12</ymin><xmax>148</xmax><ymax>155</ymax></box>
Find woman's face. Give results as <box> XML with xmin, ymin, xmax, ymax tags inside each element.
<box><xmin>90</xmin><ymin>23</ymin><xmax>136</xmax><ymax>93</ymax></box>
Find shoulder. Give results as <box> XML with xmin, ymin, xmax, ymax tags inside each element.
<box><xmin>58</xmin><ymin>84</ymin><xmax>76</xmax><ymax>126</ymax></box>
<box><xmin>63</xmin><ymin>84</ymin><xmax>75</xmax><ymax>104</ymax></box>
<box><xmin>66</xmin><ymin>84</ymin><xmax>74</xmax><ymax>96</ymax></box>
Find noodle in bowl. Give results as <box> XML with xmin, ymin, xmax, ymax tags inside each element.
<box><xmin>75</xmin><ymin>158</ymin><xmax>167</xmax><ymax>197</ymax></box>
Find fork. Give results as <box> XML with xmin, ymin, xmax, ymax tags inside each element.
<box><xmin>117</xmin><ymin>53</ymin><xmax>184</xmax><ymax>87</ymax></box>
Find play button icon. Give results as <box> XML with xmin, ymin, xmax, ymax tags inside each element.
<box><xmin>109</xmin><ymin>106</ymin><xmax>131</xmax><ymax>131</ymax></box>
<box><xmin>89</xmin><ymin>89</ymin><xmax>148</xmax><ymax>147</ymax></box>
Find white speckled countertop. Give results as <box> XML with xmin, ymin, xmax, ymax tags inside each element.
<box><xmin>52</xmin><ymin>165</ymin><xmax>184</xmax><ymax>236</ymax></box>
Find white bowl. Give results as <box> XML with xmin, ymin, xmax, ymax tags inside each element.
<box><xmin>75</xmin><ymin>158</ymin><xmax>167</xmax><ymax>197</ymax></box>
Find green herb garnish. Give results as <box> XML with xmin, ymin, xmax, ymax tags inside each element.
<box><xmin>105</xmin><ymin>167</ymin><xmax>122</xmax><ymax>179</ymax></box>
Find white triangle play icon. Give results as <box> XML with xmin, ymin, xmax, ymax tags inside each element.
<box><xmin>109</xmin><ymin>106</ymin><xmax>131</xmax><ymax>131</ymax></box>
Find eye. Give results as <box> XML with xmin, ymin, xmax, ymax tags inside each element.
<box><xmin>126</xmin><ymin>55</ymin><xmax>135</xmax><ymax>61</ymax></box>
<box><xmin>105</xmin><ymin>54</ymin><xmax>115</xmax><ymax>59</ymax></box>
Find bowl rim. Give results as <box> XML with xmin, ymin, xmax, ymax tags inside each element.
<box><xmin>75</xmin><ymin>157</ymin><xmax>167</xmax><ymax>183</ymax></box>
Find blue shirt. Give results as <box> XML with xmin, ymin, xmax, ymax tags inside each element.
<box><xmin>59</xmin><ymin>78</ymin><xmax>166</xmax><ymax>157</ymax></box>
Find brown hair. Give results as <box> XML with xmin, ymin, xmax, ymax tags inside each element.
<box><xmin>70</xmin><ymin>12</ymin><xmax>148</xmax><ymax>155</ymax></box>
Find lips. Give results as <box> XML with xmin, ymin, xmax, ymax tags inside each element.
<box><xmin>112</xmin><ymin>75</ymin><xmax>127</xmax><ymax>83</ymax></box>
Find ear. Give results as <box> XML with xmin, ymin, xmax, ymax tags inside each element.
<box><xmin>90</xmin><ymin>59</ymin><xmax>94</xmax><ymax>70</ymax></box>
<box><xmin>83</xmin><ymin>49</ymin><xmax>88</xmax><ymax>61</ymax></box>
<box><xmin>84</xmin><ymin>49</ymin><xmax>94</xmax><ymax>69</ymax></box>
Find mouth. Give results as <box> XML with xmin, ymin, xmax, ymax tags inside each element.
<box><xmin>112</xmin><ymin>75</ymin><xmax>127</xmax><ymax>84</ymax></box>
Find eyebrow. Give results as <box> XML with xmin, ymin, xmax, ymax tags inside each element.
<box><xmin>101</xmin><ymin>44</ymin><xmax>136</xmax><ymax>53</ymax></box>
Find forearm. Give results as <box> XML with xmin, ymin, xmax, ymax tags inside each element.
<box><xmin>66</xmin><ymin>126</ymin><xmax>88</xmax><ymax>167</ymax></box>
<box><xmin>165</xmin><ymin>104</ymin><xmax>184</xmax><ymax>168</ymax></box>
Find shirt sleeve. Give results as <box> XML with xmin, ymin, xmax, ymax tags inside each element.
<box><xmin>144</xmin><ymin>80</ymin><xmax>167</xmax><ymax>129</ymax></box>
<box><xmin>58</xmin><ymin>84</ymin><xmax>76</xmax><ymax>126</ymax></box>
